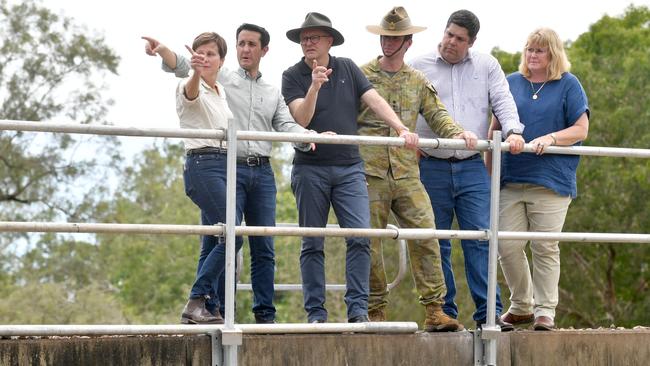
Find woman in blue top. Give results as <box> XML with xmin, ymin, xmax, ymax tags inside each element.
<box><xmin>489</xmin><ymin>28</ymin><xmax>589</xmax><ymax>331</ymax></box>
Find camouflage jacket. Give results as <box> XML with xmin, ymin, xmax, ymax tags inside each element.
<box><xmin>358</xmin><ymin>57</ymin><xmax>464</xmax><ymax>179</ymax></box>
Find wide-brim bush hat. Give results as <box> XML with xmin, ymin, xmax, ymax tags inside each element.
<box><xmin>366</xmin><ymin>6</ymin><xmax>426</xmax><ymax>36</ymax></box>
<box><xmin>286</xmin><ymin>12</ymin><xmax>345</xmax><ymax>46</ymax></box>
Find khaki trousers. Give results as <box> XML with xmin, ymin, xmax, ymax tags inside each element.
<box><xmin>498</xmin><ymin>183</ymin><xmax>571</xmax><ymax>319</ymax></box>
<box><xmin>366</xmin><ymin>174</ymin><xmax>446</xmax><ymax>312</ymax></box>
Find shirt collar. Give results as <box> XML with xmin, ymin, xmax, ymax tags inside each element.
<box><xmin>434</xmin><ymin>46</ymin><xmax>474</xmax><ymax>65</ymax></box>
<box><xmin>199</xmin><ymin>78</ymin><xmax>220</xmax><ymax>94</ymax></box>
<box><xmin>236</xmin><ymin>67</ymin><xmax>263</xmax><ymax>81</ymax></box>
<box><xmin>367</xmin><ymin>56</ymin><xmax>409</xmax><ymax>74</ymax></box>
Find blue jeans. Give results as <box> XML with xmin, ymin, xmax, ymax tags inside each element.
<box><xmin>419</xmin><ymin>155</ymin><xmax>503</xmax><ymax>321</ymax></box>
<box><xmin>291</xmin><ymin>162</ymin><xmax>371</xmax><ymax>322</ymax></box>
<box><xmin>184</xmin><ymin>152</ymin><xmax>276</xmax><ymax>321</ymax></box>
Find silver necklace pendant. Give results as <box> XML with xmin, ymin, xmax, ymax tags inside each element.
<box><xmin>529</xmin><ymin>79</ymin><xmax>547</xmax><ymax>101</ymax></box>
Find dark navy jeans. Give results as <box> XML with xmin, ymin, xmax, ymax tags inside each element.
<box><xmin>291</xmin><ymin>162</ymin><xmax>371</xmax><ymax>322</ymax></box>
<box><xmin>419</xmin><ymin>155</ymin><xmax>503</xmax><ymax>322</ymax></box>
<box><xmin>184</xmin><ymin>152</ymin><xmax>276</xmax><ymax>321</ymax></box>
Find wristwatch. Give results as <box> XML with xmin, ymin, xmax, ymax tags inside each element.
<box><xmin>506</xmin><ymin>128</ymin><xmax>522</xmax><ymax>137</ymax></box>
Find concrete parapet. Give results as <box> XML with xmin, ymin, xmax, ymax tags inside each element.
<box><xmin>506</xmin><ymin>329</ymin><xmax>650</xmax><ymax>366</ymax></box>
<box><xmin>241</xmin><ymin>332</ymin><xmax>477</xmax><ymax>365</ymax></box>
<box><xmin>0</xmin><ymin>328</ymin><xmax>648</xmax><ymax>365</ymax></box>
<box><xmin>0</xmin><ymin>335</ymin><xmax>211</xmax><ymax>366</ymax></box>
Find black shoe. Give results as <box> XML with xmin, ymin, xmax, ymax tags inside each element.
<box><xmin>254</xmin><ymin>314</ymin><xmax>276</xmax><ymax>324</ymax></box>
<box><xmin>476</xmin><ymin>316</ymin><xmax>514</xmax><ymax>332</ymax></box>
<box><xmin>348</xmin><ymin>314</ymin><xmax>369</xmax><ymax>323</ymax></box>
<box><xmin>255</xmin><ymin>318</ymin><xmax>276</xmax><ymax>324</ymax></box>
<box><xmin>310</xmin><ymin>319</ymin><xmax>326</xmax><ymax>323</ymax></box>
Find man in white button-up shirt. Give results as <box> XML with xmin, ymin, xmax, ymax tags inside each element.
<box><xmin>410</xmin><ymin>9</ymin><xmax>525</xmax><ymax>331</ymax></box>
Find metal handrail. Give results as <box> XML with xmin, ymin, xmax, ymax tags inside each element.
<box><xmin>385</xmin><ymin>224</ymin><xmax>409</xmax><ymax>291</ymax></box>
<box><xmin>2</xmin><ymin>120</ymin><xmax>650</xmax><ymax>158</ymax></box>
<box><xmin>2</xmin><ymin>119</ymin><xmax>649</xmax><ymax>366</ymax></box>
<box><xmin>0</xmin><ymin>322</ymin><xmax>418</xmax><ymax>337</ymax></box>
<box><xmin>1</xmin><ymin>221</ymin><xmax>647</xmax><ymax>243</ymax></box>
<box><xmin>235</xmin><ymin>223</ymin><xmax>409</xmax><ymax>292</ymax></box>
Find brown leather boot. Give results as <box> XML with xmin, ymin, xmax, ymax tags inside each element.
<box><xmin>368</xmin><ymin>308</ymin><xmax>386</xmax><ymax>322</ymax></box>
<box><xmin>180</xmin><ymin>297</ymin><xmax>224</xmax><ymax>324</ymax></box>
<box><xmin>424</xmin><ymin>304</ymin><xmax>463</xmax><ymax>332</ymax></box>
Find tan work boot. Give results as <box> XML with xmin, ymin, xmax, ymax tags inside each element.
<box><xmin>424</xmin><ymin>304</ymin><xmax>463</xmax><ymax>332</ymax></box>
<box><xmin>368</xmin><ymin>308</ymin><xmax>386</xmax><ymax>322</ymax></box>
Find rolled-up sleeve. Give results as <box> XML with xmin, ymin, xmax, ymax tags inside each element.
<box><xmin>488</xmin><ymin>56</ymin><xmax>524</xmax><ymax>136</ymax></box>
<box><xmin>162</xmin><ymin>54</ymin><xmax>191</xmax><ymax>78</ymax></box>
<box><xmin>272</xmin><ymin>92</ymin><xmax>311</xmax><ymax>152</ymax></box>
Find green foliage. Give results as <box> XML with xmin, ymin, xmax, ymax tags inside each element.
<box><xmin>0</xmin><ymin>0</ymin><xmax>118</xmax><ymax>122</ymax></box>
<box><xmin>491</xmin><ymin>47</ymin><xmax>521</xmax><ymax>75</ymax></box>
<box><xmin>0</xmin><ymin>282</ymin><xmax>125</xmax><ymax>324</ymax></box>
<box><xmin>95</xmin><ymin>141</ymin><xmax>200</xmax><ymax>323</ymax></box>
<box><xmin>0</xmin><ymin>0</ymin><xmax>122</xmax><ymax>324</ymax></box>
<box><xmin>0</xmin><ymin>0</ymin><xmax>121</xmax><ymax>222</ymax></box>
<box><xmin>19</xmin><ymin>234</ymin><xmax>105</xmax><ymax>290</ymax></box>
<box><xmin>0</xmin><ymin>234</ymin><xmax>125</xmax><ymax>324</ymax></box>
<box><xmin>560</xmin><ymin>5</ymin><xmax>650</xmax><ymax>328</ymax></box>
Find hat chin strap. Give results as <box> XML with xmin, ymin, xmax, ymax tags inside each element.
<box><xmin>381</xmin><ymin>36</ymin><xmax>407</xmax><ymax>58</ymax></box>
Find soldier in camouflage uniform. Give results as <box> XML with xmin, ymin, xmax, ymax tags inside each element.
<box><xmin>358</xmin><ymin>6</ymin><xmax>478</xmax><ymax>332</ymax></box>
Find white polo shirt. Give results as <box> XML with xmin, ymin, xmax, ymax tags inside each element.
<box><xmin>176</xmin><ymin>77</ymin><xmax>233</xmax><ymax>151</ymax></box>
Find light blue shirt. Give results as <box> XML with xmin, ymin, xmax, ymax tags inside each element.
<box><xmin>165</xmin><ymin>56</ymin><xmax>308</xmax><ymax>157</ymax></box>
<box><xmin>410</xmin><ymin>48</ymin><xmax>524</xmax><ymax>159</ymax></box>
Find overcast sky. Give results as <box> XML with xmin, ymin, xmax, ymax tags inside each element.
<box><xmin>39</xmin><ymin>0</ymin><xmax>647</xmax><ymax>136</ymax></box>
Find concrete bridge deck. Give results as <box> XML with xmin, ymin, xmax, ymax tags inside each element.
<box><xmin>1</xmin><ymin>328</ymin><xmax>649</xmax><ymax>365</ymax></box>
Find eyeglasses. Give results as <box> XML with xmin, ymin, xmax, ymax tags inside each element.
<box><xmin>300</xmin><ymin>35</ymin><xmax>331</xmax><ymax>45</ymax></box>
<box><xmin>526</xmin><ymin>47</ymin><xmax>548</xmax><ymax>55</ymax></box>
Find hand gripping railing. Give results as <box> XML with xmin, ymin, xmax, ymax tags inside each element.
<box><xmin>2</xmin><ymin>120</ymin><xmax>650</xmax><ymax>366</ymax></box>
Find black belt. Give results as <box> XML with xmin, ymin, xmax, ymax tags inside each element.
<box><xmin>424</xmin><ymin>153</ymin><xmax>480</xmax><ymax>163</ymax></box>
<box><xmin>237</xmin><ymin>156</ymin><xmax>269</xmax><ymax>166</ymax></box>
<box><xmin>186</xmin><ymin>146</ymin><xmax>226</xmax><ymax>156</ymax></box>
<box><xmin>186</xmin><ymin>147</ymin><xmax>269</xmax><ymax>167</ymax></box>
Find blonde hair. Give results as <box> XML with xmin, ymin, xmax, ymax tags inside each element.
<box><xmin>518</xmin><ymin>27</ymin><xmax>570</xmax><ymax>80</ymax></box>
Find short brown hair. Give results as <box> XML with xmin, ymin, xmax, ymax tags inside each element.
<box><xmin>192</xmin><ymin>32</ymin><xmax>227</xmax><ymax>58</ymax></box>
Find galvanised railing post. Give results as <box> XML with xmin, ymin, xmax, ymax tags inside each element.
<box><xmin>222</xmin><ymin>120</ymin><xmax>242</xmax><ymax>366</ymax></box>
<box><xmin>483</xmin><ymin>130</ymin><xmax>503</xmax><ymax>365</ymax></box>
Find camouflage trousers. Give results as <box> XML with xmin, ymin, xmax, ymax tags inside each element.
<box><xmin>366</xmin><ymin>174</ymin><xmax>447</xmax><ymax>312</ymax></box>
